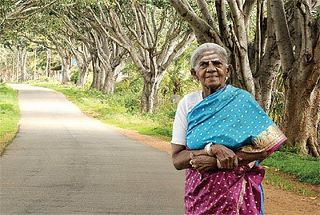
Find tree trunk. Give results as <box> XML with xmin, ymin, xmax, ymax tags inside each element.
<box><xmin>33</xmin><ymin>48</ymin><xmax>37</xmax><ymax>80</ymax></box>
<box><xmin>45</xmin><ymin>49</ymin><xmax>51</xmax><ymax>77</ymax></box>
<box><xmin>254</xmin><ymin>40</ymin><xmax>281</xmax><ymax>113</ymax></box>
<box><xmin>102</xmin><ymin>63</ymin><xmax>124</xmax><ymax>93</ymax></box>
<box><xmin>102</xmin><ymin>69</ymin><xmax>115</xmax><ymax>94</ymax></box>
<box><xmin>141</xmin><ymin>78</ymin><xmax>157</xmax><ymax>113</ymax></box>
<box><xmin>282</xmin><ymin>37</ymin><xmax>320</xmax><ymax>156</ymax></box>
<box><xmin>283</xmin><ymin>77</ymin><xmax>320</xmax><ymax>156</ymax></box>
<box><xmin>91</xmin><ymin>55</ymin><xmax>104</xmax><ymax>90</ymax></box>
<box><xmin>313</xmin><ymin>84</ymin><xmax>320</xmax><ymax>154</ymax></box>
<box><xmin>73</xmin><ymin>49</ymin><xmax>90</xmax><ymax>87</ymax></box>
<box><xmin>98</xmin><ymin>61</ymin><xmax>105</xmax><ymax>91</ymax></box>
<box><xmin>76</xmin><ymin>65</ymin><xmax>88</xmax><ymax>87</ymax></box>
<box><xmin>91</xmin><ymin>56</ymin><xmax>99</xmax><ymax>89</ymax></box>
<box><xmin>140</xmin><ymin>70</ymin><xmax>164</xmax><ymax>113</ymax></box>
<box><xmin>16</xmin><ymin>47</ymin><xmax>27</xmax><ymax>82</ymax></box>
<box><xmin>60</xmin><ymin>55</ymin><xmax>70</xmax><ymax>84</ymax></box>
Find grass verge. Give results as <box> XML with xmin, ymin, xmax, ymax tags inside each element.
<box><xmin>262</xmin><ymin>151</ymin><xmax>320</xmax><ymax>185</ymax></box>
<box><xmin>32</xmin><ymin>81</ymin><xmax>319</xmax><ymax>196</ymax></box>
<box><xmin>0</xmin><ymin>84</ymin><xmax>20</xmax><ymax>155</ymax></box>
<box><xmin>263</xmin><ymin>167</ymin><xmax>319</xmax><ymax>197</ymax></box>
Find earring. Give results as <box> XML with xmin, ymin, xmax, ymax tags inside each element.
<box><xmin>225</xmin><ymin>77</ymin><xmax>229</xmax><ymax>81</ymax></box>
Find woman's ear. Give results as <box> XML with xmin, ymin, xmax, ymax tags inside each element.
<box><xmin>191</xmin><ymin>68</ymin><xmax>198</xmax><ymax>81</ymax></box>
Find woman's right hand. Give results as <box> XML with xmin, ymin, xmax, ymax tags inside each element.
<box><xmin>211</xmin><ymin>144</ymin><xmax>238</xmax><ymax>169</ymax></box>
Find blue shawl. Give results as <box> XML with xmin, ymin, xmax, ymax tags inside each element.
<box><xmin>186</xmin><ymin>85</ymin><xmax>275</xmax><ymax>150</ymax></box>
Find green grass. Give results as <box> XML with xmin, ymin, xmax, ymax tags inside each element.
<box><xmin>262</xmin><ymin>150</ymin><xmax>320</xmax><ymax>185</ymax></box>
<box><xmin>31</xmin><ymin>81</ymin><xmax>320</xmax><ymax>196</ymax></box>
<box><xmin>264</xmin><ymin>167</ymin><xmax>319</xmax><ymax>197</ymax></box>
<box><xmin>0</xmin><ymin>84</ymin><xmax>20</xmax><ymax>154</ymax></box>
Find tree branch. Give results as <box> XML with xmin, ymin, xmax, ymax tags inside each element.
<box><xmin>161</xmin><ymin>30</ymin><xmax>195</xmax><ymax>70</ymax></box>
<box><xmin>196</xmin><ymin>0</ymin><xmax>215</xmax><ymax>28</ymax></box>
<box><xmin>269</xmin><ymin>0</ymin><xmax>295</xmax><ymax>73</ymax></box>
<box><xmin>170</xmin><ymin>0</ymin><xmax>222</xmax><ymax>44</ymax></box>
<box><xmin>215</xmin><ymin>0</ymin><xmax>232</xmax><ymax>46</ymax></box>
<box><xmin>243</xmin><ymin>0</ymin><xmax>256</xmax><ymax>27</ymax></box>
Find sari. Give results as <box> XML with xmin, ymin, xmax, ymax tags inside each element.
<box><xmin>185</xmin><ymin>85</ymin><xmax>287</xmax><ymax>215</ymax></box>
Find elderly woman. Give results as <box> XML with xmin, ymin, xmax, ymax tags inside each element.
<box><xmin>171</xmin><ymin>43</ymin><xmax>287</xmax><ymax>215</ymax></box>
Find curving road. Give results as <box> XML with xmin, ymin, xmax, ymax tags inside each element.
<box><xmin>0</xmin><ymin>84</ymin><xmax>184</xmax><ymax>214</ymax></box>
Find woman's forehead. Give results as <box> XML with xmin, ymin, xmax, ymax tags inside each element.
<box><xmin>198</xmin><ymin>51</ymin><xmax>227</xmax><ymax>62</ymax></box>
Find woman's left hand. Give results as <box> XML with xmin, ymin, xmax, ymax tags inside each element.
<box><xmin>190</xmin><ymin>153</ymin><xmax>216</xmax><ymax>173</ymax></box>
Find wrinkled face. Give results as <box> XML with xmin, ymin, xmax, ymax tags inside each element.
<box><xmin>192</xmin><ymin>50</ymin><xmax>229</xmax><ymax>91</ymax></box>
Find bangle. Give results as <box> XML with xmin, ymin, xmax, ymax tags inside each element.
<box><xmin>204</xmin><ymin>142</ymin><xmax>214</xmax><ymax>156</ymax></box>
<box><xmin>216</xmin><ymin>159</ymin><xmax>222</xmax><ymax>169</ymax></box>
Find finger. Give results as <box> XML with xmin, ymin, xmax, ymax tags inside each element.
<box><xmin>225</xmin><ymin>160</ymin><xmax>231</xmax><ymax>169</ymax></box>
<box><xmin>197</xmin><ymin>165</ymin><xmax>210</xmax><ymax>173</ymax></box>
<box><xmin>228</xmin><ymin>157</ymin><xmax>233</xmax><ymax>169</ymax></box>
<box><xmin>233</xmin><ymin>157</ymin><xmax>238</xmax><ymax>167</ymax></box>
<box><xmin>229</xmin><ymin>156</ymin><xmax>237</xmax><ymax>169</ymax></box>
<box><xmin>190</xmin><ymin>152</ymin><xmax>195</xmax><ymax>159</ymax></box>
<box><xmin>224</xmin><ymin>159</ymin><xmax>232</xmax><ymax>169</ymax></box>
<box><xmin>192</xmin><ymin>159</ymin><xmax>203</xmax><ymax>166</ymax></box>
<box><xmin>215</xmin><ymin>153</ymin><xmax>224</xmax><ymax>162</ymax></box>
<box><xmin>195</xmin><ymin>164</ymin><xmax>205</xmax><ymax>171</ymax></box>
<box><xmin>198</xmin><ymin>167</ymin><xmax>207</xmax><ymax>174</ymax></box>
<box><xmin>220</xmin><ymin>159</ymin><xmax>227</xmax><ymax>169</ymax></box>
<box><xmin>216</xmin><ymin>159</ymin><xmax>222</xmax><ymax>169</ymax></box>
<box><xmin>196</xmin><ymin>165</ymin><xmax>204</xmax><ymax>171</ymax></box>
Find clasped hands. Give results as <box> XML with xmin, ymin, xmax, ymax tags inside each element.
<box><xmin>190</xmin><ymin>144</ymin><xmax>238</xmax><ymax>173</ymax></box>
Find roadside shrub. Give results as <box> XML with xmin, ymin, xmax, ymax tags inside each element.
<box><xmin>70</xmin><ymin>69</ymin><xmax>80</xmax><ymax>84</ymax></box>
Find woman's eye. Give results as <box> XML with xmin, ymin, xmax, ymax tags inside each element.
<box><xmin>199</xmin><ymin>62</ymin><xmax>208</xmax><ymax>68</ymax></box>
<box><xmin>214</xmin><ymin>62</ymin><xmax>223</xmax><ymax>67</ymax></box>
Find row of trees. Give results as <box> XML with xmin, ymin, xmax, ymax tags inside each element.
<box><xmin>0</xmin><ymin>0</ymin><xmax>319</xmax><ymax>157</ymax></box>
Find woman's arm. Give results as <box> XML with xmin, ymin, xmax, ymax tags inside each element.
<box><xmin>172</xmin><ymin>143</ymin><xmax>239</xmax><ymax>171</ymax></box>
<box><xmin>236</xmin><ymin>150</ymin><xmax>268</xmax><ymax>166</ymax></box>
<box><xmin>171</xmin><ymin>144</ymin><xmax>206</xmax><ymax>170</ymax></box>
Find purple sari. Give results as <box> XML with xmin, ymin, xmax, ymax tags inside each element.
<box><xmin>185</xmin><ymin>86</ymin><xmax>287</xmax><ymax>214</ymax></box>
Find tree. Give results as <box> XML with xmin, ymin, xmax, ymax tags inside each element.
<box><xmin>61</xmin><ymin>4</ymin><xmax>128</xmax><ymax>92</ymax></box>
<box><xmin>0</xmin><ymin>0</ymin><xmax>57</xmax><ymax>27</ymax></box>
<box><xmin>269</xmin><ymin>0</ymin><xmax>320</xmax><ymax>156</ymax></box>
<box><xmin>89</xmin><ymin>1</ymin><xmax>195</xmax><ymax>112</ymax></box>
<box><xmin>0</xmin><ymin>0</ymin><xmax>60</xmax><ymax>82</ymax></box>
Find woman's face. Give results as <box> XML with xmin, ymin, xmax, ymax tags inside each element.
<box><xmin>192</xmin><ymin>50</ymin><xmax>229</xmax><ymax>91</ymax></box>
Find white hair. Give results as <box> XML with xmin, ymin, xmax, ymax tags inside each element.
<box><xmin>190</xmin><ymin>43</ymin><xmax>229</xmax><ymax>69</ymax></box>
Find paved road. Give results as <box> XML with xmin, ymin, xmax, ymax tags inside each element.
<box><xmin>0</xmin><ymin>84</ymin><xmax>184</xmax><ymax>214</ymax></box>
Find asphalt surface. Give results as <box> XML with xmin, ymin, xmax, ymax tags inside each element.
<box><xmin>0</xmin><ymin>84</ymin><xmax>185</xmax><ymax>214</ymax></box>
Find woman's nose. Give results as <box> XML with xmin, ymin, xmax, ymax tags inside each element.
<box><xmin>206</xmin><ymin>62</ymin><xmax>216</xmax><ymax>72</ymax></box>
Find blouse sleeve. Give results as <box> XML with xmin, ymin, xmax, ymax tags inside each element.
<box><xmin>171</xmin><ymin>98</ymin><xmax>188</xmax><ymax>146</ymax></box>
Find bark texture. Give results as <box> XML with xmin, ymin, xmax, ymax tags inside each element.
<box><xmin>270</xmin><ymin>0</ymin><xmax>320</xmax><ymax>156</ymax></box>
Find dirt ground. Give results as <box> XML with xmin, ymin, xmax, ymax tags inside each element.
<box><xmin>116</xmin><ymin>127</ymin><xmax>320</xmax><ymax>215</ymax></box>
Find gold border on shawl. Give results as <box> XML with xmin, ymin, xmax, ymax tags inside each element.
<box><xmin>236</xmin><ymin>178</ymin><xmax>247</xmax><ymax>215</ymax></box>
<box><xmin>239</xmin><ymin>124</ymin><xmax>285</xmax><ymax>153</ymax></box>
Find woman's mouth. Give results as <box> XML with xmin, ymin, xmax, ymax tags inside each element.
<box><xmin>205</xmin><ymin>75</ymin><xmax>218</xmax><ymax>79</ymax></box>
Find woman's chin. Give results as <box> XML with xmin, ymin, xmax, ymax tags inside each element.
<box><xmin>205</xmin><ymin>83</ymin><xmax>225</xmax><ymax>91</ymax></box>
